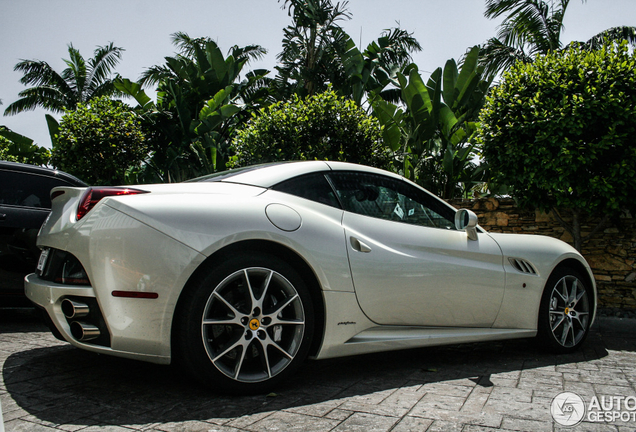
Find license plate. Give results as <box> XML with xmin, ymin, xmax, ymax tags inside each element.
<box><xmin>36</xmin><ymin>248</ymin><xmax>50</xmax><ymax>274</ymax></box>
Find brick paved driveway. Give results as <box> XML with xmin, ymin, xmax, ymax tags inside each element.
<box><xmin>1</xmin><ymin>310</ymin><xmax>635</xmax><ymax>432</ymax></box>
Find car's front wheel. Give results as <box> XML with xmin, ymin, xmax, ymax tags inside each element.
<box><xmin>175</xmin><ymin>253</ymin><xmax>314</xmax><ymax>393</ymax></box>
<box><xmin>537</xmin><ymin>267</ymin><xmax>592</xmax><ymax>353</ymax></box>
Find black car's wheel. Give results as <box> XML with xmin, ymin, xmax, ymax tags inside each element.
<box><xmin>537</xmin><ymin>267</ymin><xmax>592</xmax><ymax>353</ymax></box>
<box><xmin>176</xmin><ymin>253</ymin><xmax>314</xmax><ymax>393</ymax></box>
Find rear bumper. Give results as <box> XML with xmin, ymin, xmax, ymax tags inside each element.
<box><xmin>24</xmin><ymin>273</ymin><xmax>170</xmax><ymax>364</ymax></box>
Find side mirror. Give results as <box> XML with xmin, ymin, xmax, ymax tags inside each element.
<box><xmin>455</xmin><ymin>209</ymin><xmax>478</xmax><ymax>241</ymax></box>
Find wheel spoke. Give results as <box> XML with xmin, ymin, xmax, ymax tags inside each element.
<box><xmin>213</xmin><ymin>291</ymin><xmax>243</xmax><ymax>319</ymax></box>
<box><xmin>266</xmin><ymin>338</ymin><xmax>293</xmax><ymax>360</ymax></box>
<box><xmin>270</xmin><ymin>316</ymin><xmax>305</xmax><ymax>326</ymax></box>
<box><xmin>260</xmin><ymin>270</ymin><xmax>274</xmax><ymax>304</ymax></box>
<box><xmin>232</xmin><ymin>341</ymin><xmax>249</xmax><ymax>380</ymax></box>
<box><xmin>560</xmin><ymin>279</ymin><xmax>568</xmax><ymax>299</ymax></box>
<box><xmin>560</xmin><ymin>320</ymin><xmax>572</xmax><ymax>346</ymax></box>
<box><xmin>567</xmin><ymin>279</ymin><xmax>578</xmax><ymax>304</ymax></box>
<box><xmin>212</xmin><ymin>336</ymin><xmax>246</xmax><ymax>363</ymax></box>
<box><xmin>553</xmin><ymin>285</ymin><xmax>567</xmax><ymax>303</ymax></box>
<box><xmin>550</xmin><ymin>312</ymin><xmax>565</xmax><ymax>332</ymax></box>
<box><xmin>243</xmin><ymin>269</ymin><xmax>258</xmax><ymax>311</ymax></box>
<box><xmin>568</xmin><ymin>322</ymin><xmax>576</xmax><ymax>346</ymax></box>
<box><xmin>572</xmin><ymin>312</ymin><xmax>589</xmax><ymax>328</ymax></box>
<box><xmin>572</xmin><ymin>287</ymin><xmax>586</xmax><ymax>308</ymax></box>
<box><xmin>270</xmin><ymin>293</ymin><xmax>299</xmax><ymax>316</ymax></box>
<box><xmin>260</xmin><ymin>340</ymin><xmax>273</xmax><ymax>378</ymax></box>
<box><xmin>203</xmin><ymin>316</ymin><xmax>242</xmax><ymax>326</ymax></box>
<box><xmin>258</xmin><ymin>333</ymin><xmax>293</xmax><ymax>370</ymax></box>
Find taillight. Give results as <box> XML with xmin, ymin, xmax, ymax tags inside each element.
<box><xmin>76</xmin><ymin>187</ymin><xmax>149</xmax><ymax>221</ymax></box>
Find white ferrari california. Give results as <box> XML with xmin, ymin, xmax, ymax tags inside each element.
<box><xmin>25</xmin><ymin>161</ymin><xmax>596</xmax><ymax>393</ymax></box>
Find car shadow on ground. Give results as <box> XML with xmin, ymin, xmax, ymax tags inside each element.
<box><xmin>3</xmin><ymin>317</ymin><xmax>632</xmax><ymax>428</ymax></box>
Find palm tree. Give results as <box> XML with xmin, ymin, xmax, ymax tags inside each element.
<box><xmin>573</xmin><ymin>25</ymin><xmax>636</xmax><ymax>50</ymax></box>
<box><xmin>480</xmin><ymin>0</ymin><xmax>636</xmax><ymax>78</ymax></box>
<box><xmin>138</xmin><ymin>32</ymin><xmax>267</xmax><ymax>88</ymax></box>
<box><xmin>276</xmin><ymin>0</ymin><xmax>353</xmax><ymax>97</ymax></box>
<box><xmin>4</xmin><ymin>43</ymin><xmax>124</xmax><ymax>116</ymax></box>
<box><xmin>355</xmin><ymin>27</ymin><xmax>422</xmax><ymax>104</ymax></box>
<box><xmin>116</xmin><ymin>34</ymin><xmax>271</xmax><ymax>181</ymax></box>
<box><xmin>275</xmin><ymin>0</ymin><xmax>422</xmax><ymax>101</ymax></box>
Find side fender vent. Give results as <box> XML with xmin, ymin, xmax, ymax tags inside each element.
<box><xmin>509</xmin><ymin>258</ymin><xmax>537</xmax><ymax>275</ymax></box>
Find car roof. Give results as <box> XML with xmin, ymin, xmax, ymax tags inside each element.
<box><xmin>0</xmin><ymin>161</ymin><xmax>87</xmax><ymax>186</ymax></box>
<box><xmin>190</xmin><ymin>160</ymin><xmax>403</xmax><ymax>188</ymax></box>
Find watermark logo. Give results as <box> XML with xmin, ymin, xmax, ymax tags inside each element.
<box><xmin>551</xmin><ymin>392</ymin><xmax>585</xmax><ymax>426</ymax></box>
<box><xmin>551</xmin><ymin>392</ymin><xmax>636</xmax><ymax>426</ymax></box>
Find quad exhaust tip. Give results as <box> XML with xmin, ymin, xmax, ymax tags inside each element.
<box><xmin>69</xmin><ymin>321</ymin><xmax>101</xmax><ymax>341</ymax></box>
<box><xmin>61</xmin><ymin>299</ymin><xmax>90</xmax><ymax>319</ymax></box>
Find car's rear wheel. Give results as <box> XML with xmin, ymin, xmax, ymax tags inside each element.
<box><xmin>537</xmin><ymin>267</ymin><xmax>592</xmax><ymax>353</ymax></box>
<box><xmin>176</xmin><ymin>253</ymin><xmax>314</xmax><ymax>393</ymax></box>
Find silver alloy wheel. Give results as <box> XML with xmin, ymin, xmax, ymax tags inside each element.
<box><xmin>548</xmin><ymin>275</ymin><xmax>590</xmax><ymax>348</ymax></box>
<box><xmin>201</xmin><ymin>267</ymin><xmax>305</xmax><ymax>383</ymax></box>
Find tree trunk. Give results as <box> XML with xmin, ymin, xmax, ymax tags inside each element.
<box><xmin>551</xmin><ymin>207</ymin><xmax>611</xmax><ymax>253</ymax></box>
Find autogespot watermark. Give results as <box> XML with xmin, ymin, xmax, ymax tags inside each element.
<box><xmin>551</xmin><ymin>391</ymin><xmax>636</xmax><ymax>426</ymax></box>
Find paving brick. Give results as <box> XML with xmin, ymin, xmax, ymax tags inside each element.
<box><xmin>2</xmin><ymin>419</ymin><xmax>63</xmax><ymax>431</ymax></box>
<box><xmin>323</xmin><ymin>408</ymin><xmax>353</xmax><ymax>421</ymax></box>
<box><xmin>245</xmin><ymin>411</ymin><xmax>339</xmax><ymax>432</ymax></box>
<box><xmin>411</xmin><ymin>392</ymin><xmax>466</xmax><ymax>412</ymax></box>
<box><xmin>426</xmin><ymin>419</ymin><xmax>465</xmax><ymax>432</ymax></box>
<box><xmin>153</xmin><ymin>420</ymin><xmax>244</xmax><ymax>432</ymax></box>
<box><xmin>331</xmin><ymin>412</ymin><xmax>398</xmax><ymax>432</ymax></box>
<box><xmin>555</xmin><ymin>421</ymin><xmax>620</xmax><ymax>431</ymax></box>
<box><xmin>460</xmin><ymin>387</ymin><xmax>493</xmax><ymax>413</ymax></box>
<box><xmin>489</xmin><ymin>386</ymin><xmax>533</xmax><ymax>403</ymax></box>
<box><xmin>501</xmin><ymin>416</ymin><xmax>553</xmax><ymax>432</ymax></box>
<box><xmin>390</xmin><ymin>416</ymin><xmax>434</xmax><ymax>432</ymax></box>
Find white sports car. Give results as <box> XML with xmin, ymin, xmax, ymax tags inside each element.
<box><xmin>25</xmin><ymin>161</ymin><xmax>596</xmax><ymax>393</ymax></box>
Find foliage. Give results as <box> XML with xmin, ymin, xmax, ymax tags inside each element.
<box><xmin>230</xmin><ymin>89</ymin><xmax>388</xmax><ymax>168</ymax></box>
<box><xmin>116</xmin><ymin>35</ymin><xmax>270</xmax><ymax>182</ymax></box>
<box><xmin>371</xmin><ymin>47</ymin><xmax>491</xmax><ymax>198</ymax></box>
<box><xmin>0</xmin><ymin>136</ymin><xmax>15</xmax><ymax>162</ymax></box>
<box><xmin>340</xmin><ymin>28</ymin><xmax>421</xmax><ymax>106</ymax></box>
<box><xmin>480</xmin><ymin>0</ymin><xmax>636</xmax><ymax>78</ymax></box>
<box><xmin>477</xmin><ymin>43</ymin><xmax>636</xmax><ymax>251</ymax></box>
<box><xmin>275</xmin><ymin>0</ymin><xmax>420</xmax><ymax>102</ymax></box>
<box><xmin>4</xmin><ymin>43</ymin><xmax>124</xmax><ymax>116</ymax></box>
<box><xmin>276</xmin><ymin>0</ymin><xmax>352</xmax><ymax>97</ymax></box>
<box><xmin>51</xmin><ymin>96</ymin><xmax>148</xmax><ymax>185</ymax></box>
<box><xmin>116</xmin><ymin>10</ymin><xmax>420</xmax><ymax>182</ymax></box>
<box><xmin>0</xmin><ymin>126</ymin><xmax>50</xmax><ymax>165</ymax></box>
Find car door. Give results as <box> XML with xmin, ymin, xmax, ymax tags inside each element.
<box><xmin>0</xmin><ymin>168</ymin><xmax>75</xmax><ymax>264</ymax></box>
<box><xmin>327</xmin><ymin>171</ymin><xmax>506</xmax><ymax>328</ymax></box>
<box><xmin>0</xmin><ymin>168</ymin><xmax>61</xmax><ymax>229</ymax></box>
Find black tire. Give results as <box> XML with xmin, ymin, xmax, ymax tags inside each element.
<box><xmin>175</xmin><ymin>252</ymin><xmax>314</xmax><ymax>394</ymax></box>
<box><xmin>537</xmin><ymin>266</ymin><xmax>592</xmax><ymax>353</ymax></box>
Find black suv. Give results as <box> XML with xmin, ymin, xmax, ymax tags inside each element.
<box><xmin>0</xmin><ymin>161</ymin><xmax>87</xmax><ymax>307</ymax></box>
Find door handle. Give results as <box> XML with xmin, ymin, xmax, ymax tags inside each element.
<box><xmin>350</xmin><ymin>236</ymin><xmax>372</xmax><ymax>253</ymax></box>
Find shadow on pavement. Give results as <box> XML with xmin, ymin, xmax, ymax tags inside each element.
<box><xmin>4</xmin><ymin>319</ymin><xmax>632</xmax><ymax>428</ymax></box>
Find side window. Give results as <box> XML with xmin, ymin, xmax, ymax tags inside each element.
<box><xmin>327</xmin><ymin>171</ymin><xmax>456</xmax><ymax>229</ymax></box>
<box><xmin>272</xmin><ymin>173</ymin><xmax>340</xmax><ymax>208</ymax></box>
<box><xmin>0</xmin><ymin>170</ymin><xmax>71</xmax><ymax>209</ymax></box>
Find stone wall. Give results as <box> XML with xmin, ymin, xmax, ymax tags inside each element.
<box><xmin>447</xmin><ymin>198</ymin><xmax>636</xmax><ymax>312</ymax></box>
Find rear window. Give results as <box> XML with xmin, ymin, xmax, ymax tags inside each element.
<box><xmin>187</xmin><ymin>162</ymin><xmax>286</xmax><ymax>183</ymax></box>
